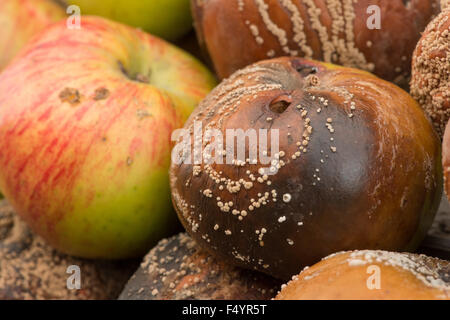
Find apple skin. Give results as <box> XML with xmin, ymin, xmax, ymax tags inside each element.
<box><xmin>0</xmin><ymin>16</ymin><xmax>216</xmax><ymax>259</ymax></box>
<box><xmin>67</xmin><ymin>0</ymin><xmax>193</xmax><ymax>41</ymax></box>
<box><xmin>0</xmin><ymin>0</ymin><xmax>65</xmax><ymax>71</ymax></box>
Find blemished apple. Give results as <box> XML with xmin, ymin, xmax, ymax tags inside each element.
<box><xmin>0</xmin><ymin>16</ymin><xmax>216</xmax><ymax>259</ymax></box>
<box><xmin>0</xmin><ymin>0</ymin><xmax>65</xmax><ymax>71</ymax></box>
<box><xmin>67</xmin><ymin>0</ymin><xmax>193</xmax><ymax>41</ymax></box>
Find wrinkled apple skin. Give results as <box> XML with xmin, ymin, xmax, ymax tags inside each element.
<box><xmin>0</xmin><ymin>17</ymin><xmax>216</xmax><ymax>259</ymax></box>
<box><xmin>67</xmin><ymin>0</ymin><xmax>193</xmax><ymax>41</ymax></box>
<box><xmin>0</xmin><ymin>0</ymin><xmax>65</xmax><ymax>71</ymax></box>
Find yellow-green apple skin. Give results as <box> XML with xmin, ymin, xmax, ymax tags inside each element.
<box><xmin>67</xmin><ymin>0</ymin><xmax>193</xmax><ymax>41</ymax></box>
<box><xmin>0</xmin><ymin>0</ymin><xmax>65</xmax><ymax>71</ymax></box>
<box><xmin>0</xmin><ymin>16</ymin><xmax>216</xmax><ymax>259</ymax></box>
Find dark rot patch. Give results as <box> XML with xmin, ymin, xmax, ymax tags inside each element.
<box><xmin>93</xmin><ymin>87</ymin><xmax>110</xmax><ymax>101</ymax></box>
<box><xmin>59</xmin><ymin>87</ymin><xmax>81</xmax><ymax>105</ymax></box>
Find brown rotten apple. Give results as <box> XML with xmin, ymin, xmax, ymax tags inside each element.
<box><xmin>119</xmin><ymin>233</ymin><xmax>280</xmax><ymax>300</ymax></box>
<box><xmin>191</xmin><ymin>0</ymin><xmax>441</xmax><ymax>88</ymax></box>
<box><xmin>170</xmin><ymin>57</ymin><xmax>442</xmax><ymax>280</ymax></box>
<box><xmin>411</xmin><ymin>2</ymin><xmax>450</xmax><ymax>138</ymax></box>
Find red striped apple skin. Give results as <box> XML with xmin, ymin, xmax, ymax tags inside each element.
<box><xmin>0</xmin><ymin>17</ymin><xmax>216</xmax><ymax>259</ymax></box>
<box><xmin>0</xmin><ymin>0</ymin><xmax>65</xmax><ymax>71</ymax></box>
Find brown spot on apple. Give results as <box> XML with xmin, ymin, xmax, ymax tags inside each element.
<box><xmin>59</xmin><ymin>88</ymin><xmax>81</xmax><ymax>105</ymax></box>
<box><xmin>93</xmin><ymin>87</ymin><xmax>110</xmax><ymax>101</ymax></box>
<box><xmin>136</xmin><ymin>109</ymin><xmax>152</xmax><ymax>120</ymax></box>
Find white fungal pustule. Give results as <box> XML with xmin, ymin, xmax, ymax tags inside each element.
<box><xmin>282</xmin><ymin>193</ymin><xmax>292</xmax><ymax>203</ymax></box>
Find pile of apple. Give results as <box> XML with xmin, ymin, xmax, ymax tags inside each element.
<box><xmin>0</xmin><ymin>0</ymin><xmax>216</xmax><ymax>258</ymax></box>
<box><xmin>0</xmin><ymin>1</ymin><xmax>447</xmax><ymax>299</ymax></box>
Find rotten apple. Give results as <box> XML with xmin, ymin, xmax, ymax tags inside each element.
<box><xmin>170</xmin><ymin>57</ymin><xmax>442</xmax><ymax>280</ymax></box>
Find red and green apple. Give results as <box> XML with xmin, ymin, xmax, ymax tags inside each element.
<box><xmin>0</xmin><ymin>16</ymin><xmax>216</xmax><ymax>258</ymax></box>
